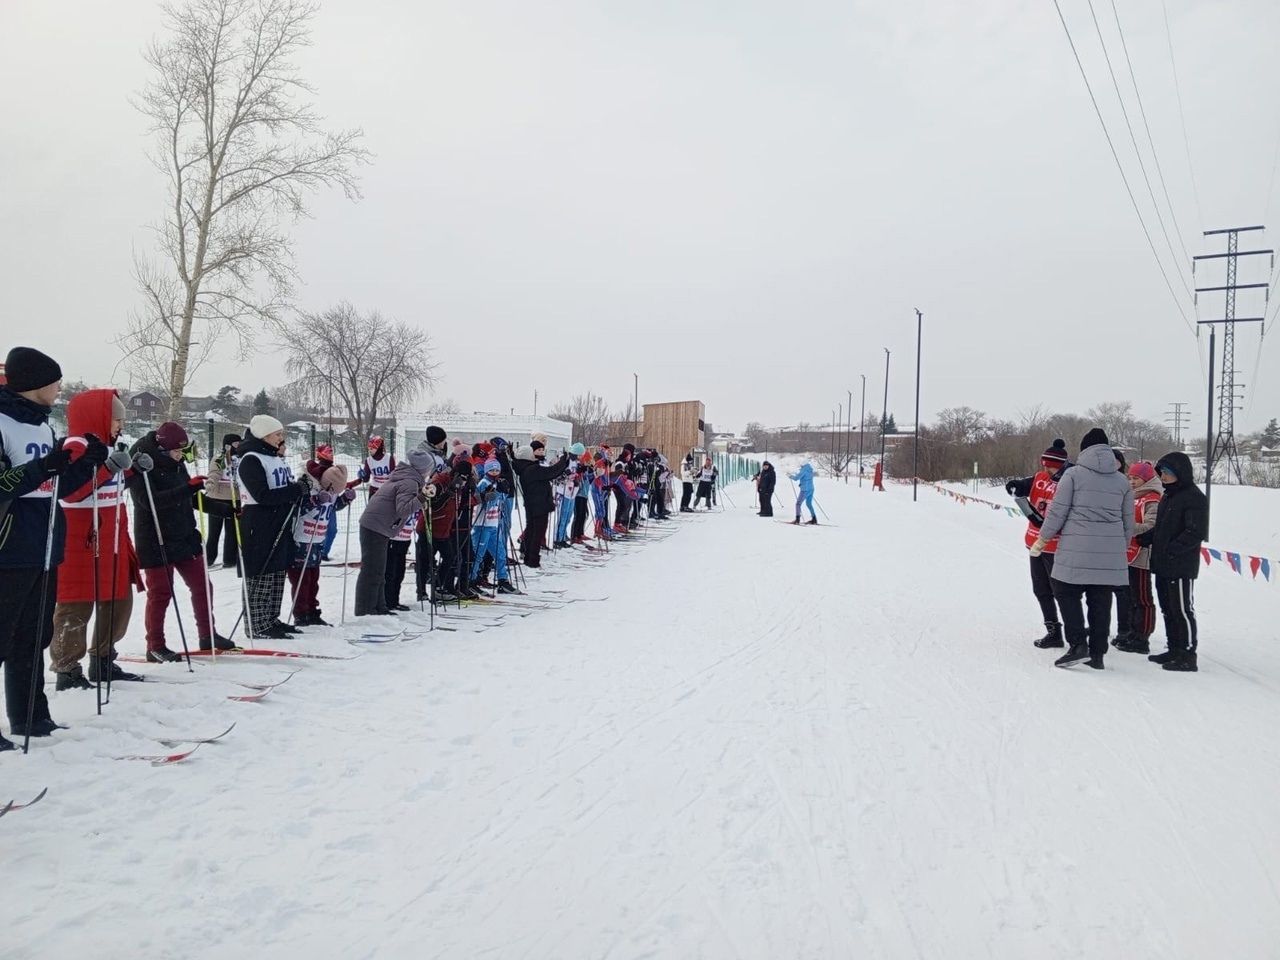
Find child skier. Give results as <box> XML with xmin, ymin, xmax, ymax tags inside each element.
<box><xmin>287</xmin><ymin>462</ymin><xmax>355</xmax><ymax>626</ymax></box>
<box><xmin>1113</xmin><ymin>461</ymin><xmax>1162</xmax><ymax>655</ymax></box>
<box><xmin>1005</xmin><ymin>439</ymin><xmax>1071</xmax><ymax>648</ymax></box>
<box><xmin>361</xmin><ymin>435</ymin><xmax>396</xmax><ymax>494</ymax></box>
<box><xmin>470</xmin><ymin>459</ymin><xmax>517</xmax><ymax>593</ymax></box>
<box><xmin>789</xmin><ymin>461</ymin><xmax>817</xmax><ymax>524</ymax></box>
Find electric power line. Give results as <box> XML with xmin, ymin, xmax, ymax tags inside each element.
<box><xmin>1052</xmin><ymin>0</ymin><xmax>1196</xmax><ymax>336</ymax></box>
<box><xmin>1161</xmin><ymin>0</ymin><xmax>1203</xmax><ymax>234</ymax></box>
<box><xmin>1086</xmin><ymin>0</ymin><xmax>1194</xmax><ymax>302</ymax></box>
<box><xmin>1109</xmin><ymin>0</ymin><xmax>1194</xmax><ymax>269</ymax></box>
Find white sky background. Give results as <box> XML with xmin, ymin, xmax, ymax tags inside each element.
<box><xmin>2</xmin><ymin>0</ymin><xmax>1279</xmax><ymax>434</ymax></box>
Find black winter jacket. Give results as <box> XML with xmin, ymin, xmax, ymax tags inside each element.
<box><xmin>237</xmin><ymin>433</ymin><xmax>310</xmax><ymax>577</ymax></box>
<box><xmin>127</xmin><ymin>432</ymin><xmax>203</xmax><ymax>569</ymax></box>
<box><xmin>0</xmin><ymin>387</ymin><xmax>97</xmax><ymax>569</ymax></box>
<box><xmin>757</xmin><ymin>467</ymin><xmax>777</xmax><ymax>499</ymax></box>
<box><xmin>1135</xmin><ymin>451</ymin><xmax>1207</xmax><ymax>580</ymax></box>
<box><xmin>511</xmin><ymin>454</ymin><xmax>570</xmax><ymax>518</ymax></box>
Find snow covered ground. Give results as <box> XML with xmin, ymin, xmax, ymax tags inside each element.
<box><xmin>5</xmin><ymin>476</ymin><xmax>1279</xmax><ymax>959</ymax></box>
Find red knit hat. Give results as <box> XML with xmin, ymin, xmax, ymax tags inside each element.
<box><xmin>1041</xmin><ymin>438</ymin><xmax>1068</xmax><ymax>465</ymax></box>
<box><xmin>156</xmin><ymin>421</ymin><xmax>189</xmax><ymax>452</ymax></box>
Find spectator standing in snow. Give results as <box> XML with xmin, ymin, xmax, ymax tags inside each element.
<box><xmin>789</xmin><ymin>461</ymin><xmax>817</xmax><ymax>524</ymax></box>
<box><xmin>1111</xmin><ymin>449</ymin><xmax>1130</xmax><ymax>642</ymax></box>
<box><xmin>693</xmin><ymin>456</ymin><xmax>715</xmax><ymax>510</ymax></box>
<box><xmin>1030</xmin><ymin>429</ymin><xmax>1134</xmax><ymax>670</ymax></box>
<box><xmin>679</xmin><ymin>455</ymin><xmax>695</xmax><ymax>513</ymax></box>
<box><xmin>355</xmin><ymin>449</ymin><xmax>433</xmax><ymax>616</ymax></box>
<box><xmin>1113</xmin><ymin>461</ymin><xmax>1162</xmax><ymax>655</ymax></box>
<box><xmin>755</xmin><ymin>461</ymin><xmax>776</xmax><ymax>517</ymax></box>
<box><xmin>128</xmin><ymin>421</ymin><xmax>230</xmax><ymax>660</ymax></box>
<box><xmin>1134</xmin><ymin>452</ymin><xmax>1207</xmax><ymax>672</ymax></box>
<box><xmin>510</xmin><ymin>441</ymin><xmax>570</xmax><ymax>568</ymax></box>
<box><xmin>1006</xmin><ymin>439</ymin><xmax>1072</xmax><ymax>648</ymax></box>
<box><xmin>204</xmin><ymin>433</ymin><xmax>241</xmax><ymax>568</ymax></box>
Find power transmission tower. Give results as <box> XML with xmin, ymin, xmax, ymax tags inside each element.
<box><xmin>1192</xmin><ymin>226</ymin><xmax>1270</xmax><ymax>487</ymax></box>
<box><xmin>1165</xmin><ymin>402</ymin><xmax>1190</xmax><ymax>447</ymax></box>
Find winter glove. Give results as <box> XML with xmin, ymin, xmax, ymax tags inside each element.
<box><xmin>1029</xmin><ymin>538</ymin><xmax>1047</xmax><ymax>557</ymax></box>
<box><xmin>105</xmin><ymin>448</ymin><xmax>133</xmax><ymax>475</ymax></box>
<box><xmin>357</xmin><ymin>468</ymin><xmax>369</xmax><ymax>483</ymax></box>
<box><xmin>189</xmin><ymin>475</ymin><xmax>207</xmax><ymax>488</ymax></box>
<box><xmin>300</xmin><ymin>471</ymin><xmax>320</xmax><ymax>491</ymax></box>
<box><xmin>37</xmin><ymin>438</ymin><xmax>72</xmax><ymax>476</ymax></box>
<box><xmin>1005</xmin><ymin>481</ymin><xmax>1018</xmax><ymax>496</ymax></box>
<box><xmin>423</xmin><ymin>483</ymin><xmax>437</xmax><ymax>499</ymax></box>
<box><xmin>81</xmin><ymin>435</ymin><xmax>110</xmax><ymax>468</ymax></box>
<box><xmin>341</xmin><ymin>488</ymin><xmax>357</xmax><ymax>503</ymax></box>
<box><xmin>131</xmin><ymin>452</ymin><xmax>154</xmax><ymax>472</ymax></box>
<box><xmin>314</xmin><ymin>491</ymin><xmax>334</xmax><ymax>505</ymax></box>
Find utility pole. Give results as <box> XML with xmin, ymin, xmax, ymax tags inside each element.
<box><xmin>831</xmin><ymin>408</ymin><xmax>837</xmax><ymax>475</ymax></box>
<box><xmin>858</xmin><ymin>375</ymin><xmax>866</xmax><ymax>488</ymax></box>
<box><xmin>913</xmin><ymin>308</ymin><xmax>923</xmax><ymax>502</ymax></box>
<box><xmin>1165</xmin><ymin>402</ymin><xmax>1190</xmax><ymax>448</ymax></box>
<box><xmin>879</xmin><ymin>349</ymin><xmax>890</xmax><ymax>471</ymax></box>
<box><xmin>633</xmin><ymin>373</ymin><xmax>639</xmax><ymax>444</ymax></box>
<box><xmin>1192</xmin><ymin>226</ymin><xmax>1270</xmax><ymax>500</ymax></box>
<box><xmin>846</xmin><ymin>389</ymin><xmax>852</xmax><ymax>484</ymax></box>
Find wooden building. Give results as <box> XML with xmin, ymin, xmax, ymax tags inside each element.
<box><xmin>604</xmin><ymin>400</ymin><xmax>707</xmax><ymax>462</ymax></box>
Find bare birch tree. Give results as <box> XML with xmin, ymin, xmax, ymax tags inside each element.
<box><xmin>120</xmin><ymin>0</ymin><xmax>369</xmax><ymax>418</ymax></box>
<box><xmin>283</xmin><ymin>302</ymin><xmax>438</xmax><ymax>440</ymax></box>
<box><xmin>547</xmin><ymin>392</ymin><xmax>612</xmax><ymax>445</ymax></box>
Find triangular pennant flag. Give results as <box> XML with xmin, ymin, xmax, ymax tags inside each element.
<box><xmin>1209</xmin><ymin>548</ymin><xmax>1223</xmax><ymax>562</ymax></box>
<box><xmin>1200</xmin><ymin>547</ymin><xmax>1211</xmax><ymax>565</ymax></box>
<box><xmin>1249</xmin><ymin>556</ymin><xmax>1262</xmax><ymax>579</ymax></box>
<box><xmin>1227</xmin><ymin>552</ymin><xmax>1241</xmax><ymax>574</ymax></box>
<box><xmin>1262</xmin><ymin>558</ymin><xmax>1272</xmax><ymax>582</ymax></box>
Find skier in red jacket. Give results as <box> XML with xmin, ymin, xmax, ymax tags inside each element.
<box><xmin>1005</xmin><ymin>439</ymin><xmax>1072</xmax><ymax>648</ymax></box>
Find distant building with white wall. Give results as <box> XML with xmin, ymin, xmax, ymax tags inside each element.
<box><xmin>395</xmin><ymin>412</ymin><xmax>573</xmax><ymax>456</ymax></box>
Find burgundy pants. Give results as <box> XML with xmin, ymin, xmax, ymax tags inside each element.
<box><xmin>287</xmin><ymin>567</ymin><xmax>320</xmax><ymax>616</ymax></box>
<box><xmin>143</xmin><ymin>557</ymin><xmax>214</xmax><ymax>650</ymax></box>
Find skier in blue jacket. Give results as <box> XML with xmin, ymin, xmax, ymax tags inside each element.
<box><xmin>789</xmin><ymin>462</ymin><xmax>818</xmax><ymax>525</ymax></box>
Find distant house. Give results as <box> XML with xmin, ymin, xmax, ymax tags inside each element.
<box><xmin>127</xmin><ymin>391</ymin><xmax>165</xmax><ymax>422</ymax></box>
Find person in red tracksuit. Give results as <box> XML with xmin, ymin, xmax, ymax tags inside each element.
<box><xmin>1113</xmin><ymin>461</ymin><xmax>1163</xmax><ymax>654</ymax></box>
<box><xmin>1006</xmin><ymin>439</ymin><xmax>1072</xmax><ymax>648</ymax></box>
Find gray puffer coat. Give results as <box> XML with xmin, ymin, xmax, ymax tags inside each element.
<box><xmin>1038</xmin><ymin>444</ymin><xmax>1135</xmax><ymax>586</ymax></box>
<box><xmin>358</xmin><ymin>462</ymin><xmax>424</xmax><ymax>538</ymax></box>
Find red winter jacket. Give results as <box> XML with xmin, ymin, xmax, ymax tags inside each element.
<box><xmin>56</xmin><ymin>389</ymin><xmax>144</xmax><ymax>603</ymax></box>
<box><xmin>1024</xmin><ymin>470</ymin><xmax>1063</xmax><ymax>554</ymax></box>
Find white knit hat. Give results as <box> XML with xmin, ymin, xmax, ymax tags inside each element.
<box><xmin>249</xmin><ymin>414</ymin><xmax>285</xmax><ymax>438</ymax></box>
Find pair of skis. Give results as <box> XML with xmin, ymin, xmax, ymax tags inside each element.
<box><xmin>0</xmin><ymin>788</ymin><xmax>48</xmax><ymax>819</ymax></box>
<box><xmin>228</xmin><ymin>670</ymin><xmax>298</xmax><ymax>702</ymax></box>
<box><xmin>114</xmin><ymin>720</ymin><xmax>240</xmax><ymax>766</ymax></box>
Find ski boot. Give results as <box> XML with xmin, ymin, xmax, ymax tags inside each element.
<box><xmin>497</xmin><ymin>579</ymin><xmax>519</xmax><ymax>595</ymax></box>
<box><xmin>806</xmin><ymin>517</ymin><xmax>818</xmax><ymax>525</ymax></box>
<box><xmin>1148</xmin><ymin>649</ymin><xmax>1178</xmax><ymax>664</ymax></box>
<box><xmin>199</xmin><ymin>633</ymin><xmax>236</xmax><ymax>651</ymax></box>
<box><xmin>146</xmin><ymin>646</ymin><xmax>184</xmax><ymax>664</ymax></box>
<box><xmin>1162</xmin><ymin>651</ymin><xmax>1198</xmax><ymax>672</ymax></box>
<box><xmin>55</xmin><ymin>665</ymin><xmax>93</xmax><ymax>691</ymax></box>
<box><xmin>1054</xmin><ymin>643</ymin><xmax>1090</xmax><ymax>668</ymax></box>
<box><xmin>88</xmin><ymin>658</ymin><xmax>145</xmax><ymax>682</ymax></box>
<box><xmin>9</xmin><ymin>717</ymin><xmax>65</xmax><ymax>738</ymax></box>
<box><xmin>1033</xmin><ymin>623</ymin><xmax>1065</xmax><ymax>649</ymax></box>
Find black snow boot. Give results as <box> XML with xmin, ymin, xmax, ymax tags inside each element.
<box><xmin>0</xmin><ymin>732</ymin><xmax>14</xmax><ymax>752</ymax></box>
<box><xmin>55</xmin><ymin>665</ymin><xmax>93</xmax><ymax>691</ymax></box>
<box><xmin>1054</xmin><ymin>643</ymin><xmax>1090</xmax><ymax>668</ymax></box>
<box><xmin>806</xmin><ymin>518</ymin><xmax>818</xmax><ymax>525</ymax></box>
<box><xmin>199</xmin><ymin>633</ymin><xmax>236</xmax><ymax>651</ymax></box>
<box><xmin>497</xmin><ymin>579</ymin><xmax>519</xmax><ymax>594</ymax></box>
<box><xmin>791</xmin><ymin>517</ymin><xmax>801</xmax><ymax>525</ymax></box>
<box><xmin>1086</xmin><ymin>657</ymin><xmax>1105</xmax><ymax>670</ymax></box>
<box><xmin>1148</xmin><ymin>649</ymin><xmax>1178</xmax><ymax>664</ymax></box>
<box><xmin>146</xmin><ymin>646</ymin><xmax>184</xmax><ymax>663</ymax></box>
<box><xmin>1162</xmin><ymin>652</ymin><xmax>1198</xmax><ymax>672</ymax></box>
<box><xmin>1113</xmin><ymin>633</ymin><xmax>1150</xmax><ymax>654</ymax></box>
<box><xmin>1034</xmin><ymin>623</ymin><xmax>1065</xmax><ymax>648</ymax></box>
<box><xmin>9</xmin><ymin>717</ymin><xmax>65</xmax><ymax>738</ymax></box>
<box><xmin>88</xmin><ymin>658</ymin><xmax>145</xmax><ymax>682</ymax></box>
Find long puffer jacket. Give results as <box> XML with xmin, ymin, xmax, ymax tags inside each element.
<box><xmin>237</xmin><ymin>433</ymin><xmax>311</xmax><ymax>576</ymax></box>
<box><xmin>1038</xmin><ymin>443</ymin><xmax>1135</xmax><ymax>586</ymax></box>
<box><xmin>126</xmin><ymin>431</ymin><xmax>204</xmax><ymax>570</ymax></box>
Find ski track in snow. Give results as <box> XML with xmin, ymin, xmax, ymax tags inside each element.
<box><xmin>4</xmin><ymin>480</ymin><xmax>1280</xmax><ymax>959</ymax></box>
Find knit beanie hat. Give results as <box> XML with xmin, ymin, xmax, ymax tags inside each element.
<box><xmin>484</xmin><ymin>459</ymin><xmax>501</xmax><ymax>474</ymax></box>
<box><xmin>320</xmin><ymin>464</ymin><xmax>349</xmax><ymax>492</ymax></box>
<box><xmin>315</xmin><ymin>444</ymin><xmax>334</xmax><ymax>463</ymax></box>
<box><xmin>221</xmin><ymin>433</ymin><xmax>242</xmax><ymax>448</ymax></box>
<box><xmin>1041</xmin><ymin>439</ymin><xmax>1068</xmax><ymax>464</ymax></box>
<box><xmin>156</xmin><ymin>421</ymin><xmax>190</xmax><ymax>451</ymax></box>
<box><xmin>1128</xmin><ymin>461</ymin><xmax>1156</xmax><ymax>482</ymax></box>
<box><xmin>4</xmin><ymin>346</ymin><xmax>62</xmax><ymax>392</ymax></box>
<box><xmin>1080</xmin><ymin>427</ymin><xmax>1109</xmax><ymax>450</ymax></box>
<box><xmin>425</xmin><ymin>425</ymin><xmax>447</xmax><ymax>446</ymax></box>
<box><xmin>451</xmin><ymin>439</ymin><xmax>467</xmax><ymax>456</ymax></box>
<box><xmin>408</xmin><ymin>448</ymin><xmax>435</xmax><ymax>474</ymax></box>
<box><xmin>570</xmin><ymin>442</ymin><xmax>586</xmax><ymax>456</ymax></box>
<box><xmin>249</xmin><ymin>414</ymin><xmax>284</xmax><ymax>438</ymax></box>
<box><xmin>530</xmin><ymin>439</ymin><xmax>546</xmax><ymax>452</ymax></box>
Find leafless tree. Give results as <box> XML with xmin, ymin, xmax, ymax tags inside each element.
<box><xmin>283</xmin><ymin>302</ymin><xmax>438</xmax><ymax>440</ymax></box>
<box><xmin>424</xmin><ymin>397</ymin><xmax>463</xmax><ymax>415</ymax></box>
<box><xmin>548</xmin><ymin>392</ymin><xmax>612</xmax><ymax>445</ymax></box>
<box><xmin>934</xmin><ymin>406</ymin><xmax>990</xmax><ymax>444</ymax></box>
<box><xmin>120</xmin><ymin>0</ymin><xmax>369</xmax><ymax>418</ymax></box>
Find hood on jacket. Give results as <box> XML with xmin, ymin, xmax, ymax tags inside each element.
<box><xmin>1075</xmin><ymin>444</ymin><xmax>1118</xmax><ymax>475</ymax></box>
<box><xmin>66</xmin><ymin>388</ymin><xmax>121</xmax><ymax>443</ymax></box>
<box><xmin>1133</xmin><ymin>475</ymin><xmax>1164</xmax><ymax>497</ymax></box>
<box><xmin>1155</xmin><ymin>450</ymin><xmax>1195</xmax><ymax>487</ymax></box>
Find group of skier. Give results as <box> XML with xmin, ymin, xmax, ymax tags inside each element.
<box><xmin>1007</xmin><ymin>429</ymin><xmax>1208</xmax><ymax>672</ymax></box>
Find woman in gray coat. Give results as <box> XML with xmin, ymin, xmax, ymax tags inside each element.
<box><xmin>1031</xmin><ymin>428</ymin><xmax>1135</xmax><ymax>669</ymax></box>
<box><xmin>354</xmin><ymin>451</ymin><xmax>433</xmax><ymax>617</ymax></box>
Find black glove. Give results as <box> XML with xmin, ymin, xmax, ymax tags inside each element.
<box><xmin>81</xmin><ymin>434</ymin><xmax>109</xmax><ymax>468</ymax></box>
<box><xmin>37</xmin><ymin>437</ymin><xmax>72</xmax><ymax>476</ymax></box>
<box><xmin>1005</xmin><ymin>481</ymin><xmax>1018</xmax><ymax>496</ymax></box>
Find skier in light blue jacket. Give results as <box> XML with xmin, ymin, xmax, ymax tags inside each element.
<box><xmin>789</xmin><ymin>462</ymin><xmax>818</xmax><ymax>525</ymax></box>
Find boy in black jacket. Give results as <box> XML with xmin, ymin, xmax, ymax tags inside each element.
<box><xmin>1135</xmin><ymin>451</ymin><xmax>1207</xmax><ymax>672</ymax></box>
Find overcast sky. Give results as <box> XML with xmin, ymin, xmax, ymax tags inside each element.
<box><xmin>3</xmin><ymin>0</ymin><xmax>1279</xmax><ymax>436</ymax></box>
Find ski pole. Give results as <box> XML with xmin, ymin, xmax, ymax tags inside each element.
<box><xmin>91</xmin><ymin>472</ymin><xmax>103</xmax><ymax>715</ymax></box>
<box><xmin>196</xmin><ymin>488</ymin><xmax>218</xmax><ymax>663</ymax></box>
<box><xmin>285</xmin><ymin>503</ymin><xmax>321</xmax><ymax>627</ymax></box>
<box><xmin>228</xmin><ymin>458</ymin><xmax>254</xmax><ymax>646</ymax></box>
<box><xmin>106</xmin><ymin>450</ymin><xmax>123</xmax><ymax>706</ymax></box>
<box><xmin>23</xmin><ymin>474</ymin><xmax>60</xmax><ymax>755</ymax></box>
<box><xmin>340</xmin><ymin>497</ymin><xmax>353</xmax><ymax>626</ymax></box>
<box><xmin>813</xmin><ymin>497</ymin><xmax>831</xmax><ymax>521</ymax></box>
<box><xmin>142</xmin><ymin>471</ymin><xmax>194</xmax><ymax>672</ymax></box>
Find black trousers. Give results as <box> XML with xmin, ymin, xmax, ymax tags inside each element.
<box><xmin>681</xmin><ymin>482</ymin><xmax>693</xmax><ymax>510</ymax></box>
<box><xmin>1113</xmin><ymin>585</ymin><xmax>1130</xmax><ymax>635</ymax></box>
<box><xmin>694</xmin><ymin>480</ymin><xmax>713</xmax><ymax>509</ymax></box>
<box><xmin>1051</xmin><ymin>579</ymin><xmax>1113</xmax><ymax>659</ymax></box>
<box><xmin>1029</xmin><ymin>552</ymin><xmax>1059</xmax><ymax>624</ymax></box>
<box><xmin>205</xmin><ymin>511</ymin><xmax>240</xmax><ymax>567</ymax></box>
<box><xmin>1129</xmin><ymin>567</ymin><xmax>1157</xmax><ymax>638</ymax></box>
<box><xmin>523</xmin><ymin>514</ymin><xmax>549</xmax><ymax>567</ymax></box>
<box><xmin>455</xmin><ymin>525</ymin><xmax>475</xmax><ymax>590</ymax></box>
<box><xmin>0</xmin><ymin>567</ymin><xmax>56</xmax><ymax>726</ymax></box>
<box><xmin>385</xmin><ymin>539</ymin><xmax>410</xmax><ymax>608</ymax></box>
<box><xmin>1155</xmin><ymin>576</ymin><xmax>1198</xmax><ymax>653</ymax></box>
<box><xmin>571</xmin><ymin>498</ymin><xmax>589</xmax><ymax>540</ymax></box>
<box><xmin>354</xmin><ymin>526</ymin><xmax>390</xmax><ymax>616</ymax></box>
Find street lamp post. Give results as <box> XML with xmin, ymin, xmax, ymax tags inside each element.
<box><xmin>858</xmin><ymin>375</ymin><xmax>866</xmax><ymax>487</ymax></box>
<box><xmin>879</xmin><ymin>349</ymin><xmax>890</xmax><ymax>472</ymax></box>
<box><xmin>913</xmin><ymin>309</ymin><xmax>922</xmax><ymax>502</ymax></box>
